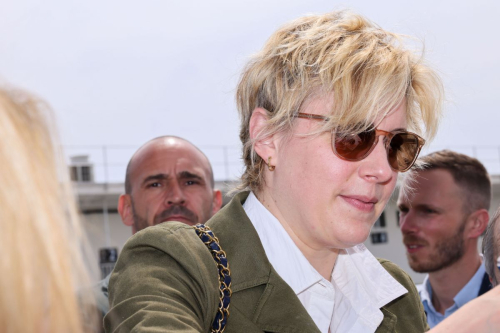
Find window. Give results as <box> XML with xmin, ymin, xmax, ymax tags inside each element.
<box><xmin>99</xmin><ymin>248</ymin><xmax>118</xmax><ymax>279</ymax></box>
<box><xmin>371</xmin><ymin>232</ymin><xmax>388</xmax><ymax>244</ymax></box>
<box><xmin>69</xmin><ymin>163</ymin><xmax>93</xmax><ymax>182</ymax></box>
<box><xmin>373</xmin><ymin>212</ymin><xmax>386</xmax><ymax>228</ymax></box>
<box><xmin>69</xmin><ymin>156</ymin><xmax>94</xmax><ymax>182</ymax></box>
<box><xmin>81</xmin><ymin>166</ymin><xmax>92</xmax><ymax>182</ymax></box>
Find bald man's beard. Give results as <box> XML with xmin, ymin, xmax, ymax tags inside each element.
<box><xmin>130</xmin><ymin>202</ymin><xmax>199</xmax><ymax>232</ymax></box>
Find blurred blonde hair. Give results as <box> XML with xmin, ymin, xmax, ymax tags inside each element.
<box><xmin>0</xmin><ymin>85</ymin><xmax>96</xmax><ymax>332</ymax></box>
<box><xmin>236</xmin><ymin>10</ymin><xmax>444</xmax><ymax>192</ymax></box>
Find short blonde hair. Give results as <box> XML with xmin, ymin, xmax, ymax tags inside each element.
<box><xmin>0</xmin><ymin>86</ymin><xmax>96</xmax><ymax>332</ymax></box>
<box><xmin>236</xmin><ymin>10</ymin><xmax>443</xmax><ymax>192</ymax></box>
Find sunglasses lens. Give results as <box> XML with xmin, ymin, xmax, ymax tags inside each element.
<box><xmin>388</xmin><ymin>133</ymin><xmax>421</xmax><ymax>171</ymax></box>
<box><xmin>333</xmin><ymin>128</ymin><xmax>423</xmax><ymax>172</ymax></box>
<box><xmin>334</xmin><ymin>130</ymin><xmax>376</xmax><ymax>160</ymax></box>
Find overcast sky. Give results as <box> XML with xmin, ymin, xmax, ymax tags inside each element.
<box><xmin>1</xmin><ymin>0</ymin><xmax>499</xmax><ymax>181</ymax></box>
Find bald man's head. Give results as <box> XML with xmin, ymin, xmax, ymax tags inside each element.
<box><xmin>125</xmin><ymin>136</ymin><xmax>215</xmax><ymax>194</ymax></box>
<box><xmin>118</xmin><ymin>136</ymin><xmax>222</xmax><ymax>233</ymax></box>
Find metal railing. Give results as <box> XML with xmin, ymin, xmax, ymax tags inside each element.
<box><xmin>65</xmin><ymin>144</ymin><xmax>242</xmax><ymax>183</ymax></box>
<box><xmin>65</xmin><ymin>144</ymin><xmax>500</xmax><ymax>184</ymax></box>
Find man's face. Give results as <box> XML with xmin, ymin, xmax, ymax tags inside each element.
<box><xmin>397</xmin><ymin>169</ymin><xmax>468</xmax><ymax>273</ymax></box>
<box><xmin>120</xmin><ymin>138</ymin><xmax>221</xmax><ymax>233</ymax></box>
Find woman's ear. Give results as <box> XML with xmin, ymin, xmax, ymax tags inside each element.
<box><xmin>249</xmin><ymin>108</ymin><xmax>278</xmax><ymax>164</ymax></box>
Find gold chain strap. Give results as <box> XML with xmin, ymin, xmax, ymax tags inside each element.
<box><xmin>193</xmin><ymin>224</ymin><xmax>232</xmax><ymax>333</ymax></box>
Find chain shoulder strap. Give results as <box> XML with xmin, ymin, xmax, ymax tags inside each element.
<box><xmin>193</xmin><ymin>224</ymin><xmax>232</xmax><ymax>333</ymax></box>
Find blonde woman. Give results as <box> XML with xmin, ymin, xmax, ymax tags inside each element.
<box><xmin>106</xmin><ymin>10</ymin><xmax>499</xmax><ymax>333</ymax></box>
<box><xmin>0</xmin><ymin>85</ymin><xmax>96</xmax><ymax>332</ymax></box>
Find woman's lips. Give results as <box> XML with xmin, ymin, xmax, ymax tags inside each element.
<box><xmin>340</xmin><ymin>195</ymin><xmax>378</xmax><ymax>212</ymax></box>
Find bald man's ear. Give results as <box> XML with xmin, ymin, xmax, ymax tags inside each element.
<box><xmin>250</xmin><ymin>108</ymin><xmax>280</xmax><ymax>165</ymax></box>
<box><xmin>118</xmin><ymin>194</ymin><xmax>134</xmax><ymax>229</ymax></box>
<box><xmin>212</xmin><ymin>190</ymin><xmax>223</xmax><ymax>215</ymax></box>
<box><xmin>466</xmin><ymin>209</ymin><xmax>489</xmax><ymax>239</ymax></box>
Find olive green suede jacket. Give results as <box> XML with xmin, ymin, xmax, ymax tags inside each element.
<box><xmin>105</xmin><ymin>192</ymin><xmax>429</xmax><ymax>333</ymax></box>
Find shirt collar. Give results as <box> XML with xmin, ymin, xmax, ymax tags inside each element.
<box><xmin>243</xmin><ymin>191</ymin><xmax>408</xmax><ymax>310</ymax></box>
<box><xmin>243</xmin><ymin>192</ymin><xmax>322</xmax><ymax>294</ymax></box>
<box><xmin>334</xmin><ymin>244</ymin><xmax>408</xmax><ymax>310</ymax></box>
<box><xmin>421</xmin><ymin>263</ymin><xmax>486</xmax><ymax>310</ymax></box>
<box><xmin>420</xmin><ymin>274</ymin><xmax>433</xmax><ymax>308</ymax></box>
<box><xmin>454</xmin><ymin>263</ymin><xmax>486</xmax><ymax>307</ymax></box>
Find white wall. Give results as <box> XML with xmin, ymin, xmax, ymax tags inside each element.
<box><xmin>81</xmin><ymin>212</ymin><xmax>132</xmax><ymax>280</ymax></box>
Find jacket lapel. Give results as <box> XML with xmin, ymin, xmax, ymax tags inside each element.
<box><xmin>252</xmin><ymin>270</ymin><xmax>321</xmax><ymax>332</ymax></box>
<box><xmin>478</xmin><ymin>272</ymin><xmax>493</xmax><ymax>296</ymax></box>
<box><xmin>208</xmin><ymin>192</ymin><xmax>320</xmax><ymax>333</ymax></box>
<box><xmin>375</xmin><ymin>308</ymin><xmax>396</xmax><ymax>333</ymax></box>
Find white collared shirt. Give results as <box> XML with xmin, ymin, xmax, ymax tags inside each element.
<box><xmin>243</xmin><ymin>192</ymin><xmax>407</xmax><ymax>333</ymax></box>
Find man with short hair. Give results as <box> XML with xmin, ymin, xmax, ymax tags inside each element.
<box><xmin>397</xmin><ymin>149</ymin><xmax>492</xmax><ymax>328</ymax></box>
<box><xmin>94</xmin><ymin>136</ymin><xmax>222</xmax><ymax>313</ymax></box>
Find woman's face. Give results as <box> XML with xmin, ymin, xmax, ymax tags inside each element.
<box><xmin>269</xmin><ymin>95</ymin><xmax>406</xmax><ymax>250</ymax></box>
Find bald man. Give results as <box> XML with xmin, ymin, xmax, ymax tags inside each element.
<box><xmin>94</xmin><ymin>136</ymin><xmax>222</xmax><ymax>314</ymax></box>
<box><xmin>119</xmin><ymin>136</ymin><xmax>222</xmax><ymax>231</ymax></box>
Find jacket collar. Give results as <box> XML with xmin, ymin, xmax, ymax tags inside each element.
<box><xmin>243</xmin><ymin>192</ymin><xmax>323</xmax><ymax>295</ymax></box>
<box><xmin>207</xmin><ymin>191</ymin><xmax>321</xmax><ymax>332</ymax></box>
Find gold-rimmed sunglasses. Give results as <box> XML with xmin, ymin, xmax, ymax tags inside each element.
<box><xmin>294</xmin><ymin>112</ymin><xmax>425</xmax><ymax>172</ymax></box>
